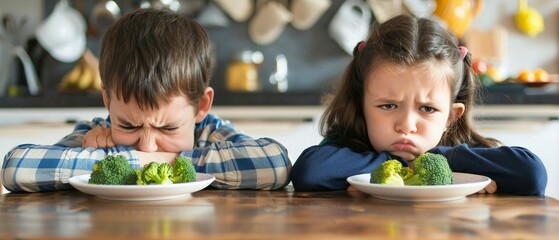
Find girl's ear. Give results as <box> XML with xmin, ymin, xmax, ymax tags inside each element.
<box><xmin>447</xmin><ymin>103</ymin><xmax>465</xmax><ymax>127</ymax></box>
<box><xmin>195</xmin><ymin>87</ymin><xmax>214</xmax><ymax>123</ymax></box>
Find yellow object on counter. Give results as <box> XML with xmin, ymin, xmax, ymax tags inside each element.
<box><xmin>515</xmin><ymin>0</ymin><xmax>544</xmax><ymax>37</ymax></box>
<box><xmin>226</xmin><ymin>51</ymin><xmax>261</xmax><ymax>92</ymax></box>
<box><xmin>486</xmin><ymin>67</ymin><xmax>503</xmax><ymax>83</ymax></box>
<box><xmin>59</xmin><ymin>49</ymin><xmax>102</xmax><ymax>92</ymax></box>
<box><xmin>517</xmin><ymin>68</ymin><xmax>549</xmax><ymax>82</ymax></box>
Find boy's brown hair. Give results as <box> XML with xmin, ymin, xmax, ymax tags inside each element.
<box><xmin>99</xmin><ymin>8</ymin><xmax>213</xmax><ymax>111</ymax></box>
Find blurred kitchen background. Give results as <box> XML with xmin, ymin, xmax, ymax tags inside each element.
<box><xmin>1</xmin><ymin>0</ymin><xmax>559</xmax><ymax>197</ymax></box>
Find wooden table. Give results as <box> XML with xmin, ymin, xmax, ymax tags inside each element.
<box><xmin>1</xmin><ymin>187</ymin><xmax>558</xmax><ymax>239</ymax></box>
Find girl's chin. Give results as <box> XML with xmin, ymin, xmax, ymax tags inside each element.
<box><xmin>388</xmin><ymin>150</ymin><xmax>418</xmax><ymax>162</ymax></box>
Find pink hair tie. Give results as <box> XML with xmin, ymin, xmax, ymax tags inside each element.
<box><xmin>459</xmin><ymin>46</ymin><xmax>468</xmax><ymax>59</ymax></box>
<box><xmin>357</xmin><ymin>41</ymin><xmax>367</xmax><ymax>52</ymax></box>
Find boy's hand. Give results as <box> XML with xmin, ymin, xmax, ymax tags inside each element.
<box><xmin>82</xmin><ymin>126</ymin><xmax>115</xmax><ymax>148</ymax></box>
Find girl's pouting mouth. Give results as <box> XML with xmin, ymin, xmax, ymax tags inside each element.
<box><xmin>391</xmin><ymin>138</ymin><xmax>416</xmax><ymax>152</ymax></box>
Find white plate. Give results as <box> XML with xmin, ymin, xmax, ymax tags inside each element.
<box><xmin>347</xmin><ymin>172</ymin><xmax>491</xmax><ymax>202</ymax></box>
<box><xmin>69</xmin><ymin>173</ymin><xmax>215</xmax><ymax>201</ymax></box>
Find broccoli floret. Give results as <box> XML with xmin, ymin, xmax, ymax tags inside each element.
<box><xmin>88</xmin><ymin>155</ymin><xmax>137</xmax><ymax>185</ymax></box>
<box><xmin>138</xmin><ymin>162</ymin><xmax>173</xmax><ymax>185</ymax></box>
<box><xmin>137</xmin><ymin>162</ymin><xmax>158</xmax><ymax>185</ymax></box>
<box><xmin>170</xmin><ymin>156</ymin><xmax>197</xmax><ymax>183</ymax></box>
<box><xmin>404</xmin><ymin>153</ymin><xmax>453</xmax><ymax>186</ymax></box>
<box><xmin>157</xmin><ymin>163</ymin><xmax>173</xmax><ymax>184</ymax></box>
<box><xmin>371</xmin><ymin>160</ymin><xmax>412</xmax><ymax>185</ymax></box>
<box><xmin>134</xmin><ymin>169</ymin><xmax>146</xmax><ymax>185</ymax></box>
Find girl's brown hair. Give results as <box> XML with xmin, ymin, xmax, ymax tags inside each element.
<box><xmin>321</xmin><ymin>14</ymin><xmax>499</xmax><ymax>153</ymax></box>
<box><xmin>99</xmin><ymin>8</ymin><xmax>213</xmax><ymax>111</ymax></box>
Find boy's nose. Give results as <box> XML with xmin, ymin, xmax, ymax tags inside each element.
<box><xmin>395</xmin><ymin>112</ymin><xmax>418</xmax><ymax>134</ymax></box>
<box><xmin>137</xmin><ymin>131</ymin><xmax>158</xmax><ymax>152</ymax></box>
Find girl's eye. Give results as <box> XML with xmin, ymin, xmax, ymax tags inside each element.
<box><xmin>420</xmin><ymin>106</ymin><xmax>436</xmax><ymax>113</ymax></box>
<box><xmin>379</xmin><ymin>104</ymin><xmax>397</xmax><ymax>110</ymax></box>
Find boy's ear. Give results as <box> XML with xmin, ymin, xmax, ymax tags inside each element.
<box><xmin>101</xmin><ymin>84</ymin><xmax>110</xmax><ymax>110</ymax></box>
<box><xmin>195</xmin><ymin>87</ymin><xmax>214</xmax><ymax>123</ymax></box>
<box><xmin>447</xmin><ymin>103</ymin><xmax>465</xmax><ymax>128</ymax></box>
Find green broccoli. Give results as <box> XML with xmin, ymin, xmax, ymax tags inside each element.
<box><xmin>370</xmin><ymin>160</ymin><xmax>413</xmax><ymax>185</ymax></box>
<box><xmin>138</xmin><ymin>162</ymin><xmax>173</xmax><ymax>185</ymax></box>
<box><xmin>134</xmin><ymin>169</ymin><xmax>146</xmax><ymax>185</ymax></box>
<box><xmin>88</xmin><ymin>155</ymin><xmax>137</xmax><ymax>185</ymax></box>
<box><xmin>170</xmin><ymin>156</ymin><xmax>197</xmax><ymax>183</ymax></box>
<box><xmin>404</xmin><ymin>153</ymin><xmax>453</xmax><ymax>186</ymax></box>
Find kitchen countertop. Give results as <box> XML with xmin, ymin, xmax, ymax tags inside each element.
<box><xmin>1</xmin><ymin>82</ymin><xmax>559</xmax><ymax>108</ymax></box>
<box><xmin>1</xmin><ymin>187</ymin><xmax>558</xmax><ymax>239</ymax></box>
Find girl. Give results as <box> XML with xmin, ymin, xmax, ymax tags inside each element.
<box><xmin>290</xmin><ymin>14</ymin><xmax>547</xmax><ymax>195</ymax></box>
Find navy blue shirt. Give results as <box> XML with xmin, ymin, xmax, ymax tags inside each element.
<box><xmin>291</xmin><ymin>143</ymin><xmax>547</xmax><ymax>195</ymax></box>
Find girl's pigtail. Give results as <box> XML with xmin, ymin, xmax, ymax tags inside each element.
<box><xmin>443</xmin><ymin>47</ymin><xmax>501</xmax><ymax>148</ymax></box>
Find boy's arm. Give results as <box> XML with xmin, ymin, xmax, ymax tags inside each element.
<box><xmin>181</xmin><ymin>114</ymin><xmax>292</xmax><ymax>190</ymax></box>
<box><xmin>2</xmin><ymin>144</ymin><xmax>140</xmax><ymax>192</ymax></box>
<box><xmin>290</xmin><ymin>144</ymin><xmax>395</xmax><ymax>191</ymax></box>
<box><xmin>430</xmin><ymin>144</ymin><xmax>548</xmax><ymax>195</ymax></box>
<box><xmin>2</xmin><ymin>117</ymin><xmax>143</xmax><ymax>192</ymax></box>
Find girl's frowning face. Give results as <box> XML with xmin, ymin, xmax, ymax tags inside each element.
<box><xmin>362</xmin><ymin>62</ymin><xmax>464</xmax><ymax>161</ymax></box>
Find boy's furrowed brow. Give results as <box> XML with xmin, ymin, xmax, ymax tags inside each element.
<box><xmin>115</xmin><ymin>116</ymin><xmax>138</xmax><ymax>126</ymax></box>
<box><xmin>151</xmin><ymin>120</ymin><xmax>181</xmax><ymax>129</ymax></box>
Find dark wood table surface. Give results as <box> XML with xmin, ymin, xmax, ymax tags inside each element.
<box><xmin>1</xmin><ymin>186</ymin><xmax>558</xmax><ymax>239</ymax></box>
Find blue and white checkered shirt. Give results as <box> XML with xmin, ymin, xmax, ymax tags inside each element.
<box><xmin>2</xmin><ymin>114</ymin><xmax>292</xmax><ymax>192</ymax></box>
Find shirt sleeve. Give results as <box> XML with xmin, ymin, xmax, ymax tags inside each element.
<box><xmin>1</xmin><ymin>117</ymin><xmax>142</xmax><ymax>192</ymax></box>
<box><xmin>181</xmin><ymin>114</ymin><xmax>292</xmax><ymax>190</ymax></box>
<box><xmin>430</xmin><ymin>144</ymin><xmax>548</xmax><ymax>195</ymax></box>
<box><xmin>291</xmin><ymin>142</ymin><xmax>547</xmax><ymax>196</ymax></box>
<box><xmin>290</xmin><ymin>144</ymin><xmax>397</xmax><ymax>191</ymax></box>
<box><xmin>2</xmin><ymin>144</ymin><xmax>140</xmax><ymax>192</ymax></box>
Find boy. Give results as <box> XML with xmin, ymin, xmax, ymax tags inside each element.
<box><xmin>2</xmin><ymin>8</ymin><xmax>291</xmax><ymax>192</ymax></box>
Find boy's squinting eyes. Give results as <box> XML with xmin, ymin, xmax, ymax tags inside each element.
<box><xmin>115</xmin><ymin>118</ymin><xmax>181</xmax><ymax>132</ymax></box>
<box><xmin>106</xmin><ymin>95</ymin><xmax>199</xmax><ymax>153</ymax></box>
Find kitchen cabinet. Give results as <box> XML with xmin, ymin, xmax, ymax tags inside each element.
<box><xmin>476</xmin><ymin>119</ymin><xmax>559</xmax><ymax>199</ymax></box>
<box><xmin>475</xmin><ymin>105</ymin><xmax>559</xmax><ymax>199</ymax></box>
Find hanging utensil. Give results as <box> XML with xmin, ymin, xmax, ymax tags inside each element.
<box><xmin>13</xmin><ymin>46</ymin><xmax>40</xmax><ymax>95</ymax></box>
<box><xmin>329</xmin><ymin>0</ymin><xmax>371</xmax><ymax>55</ymax></box>
<box><xmin>2</xmin><ymin>14</ymin><xmax>41</xmax><ymax>96</ymax></box>
<box><xmin>90</xmin><ymin>0</ymin><xmax>121</xmax><ymax>36</ymax></box>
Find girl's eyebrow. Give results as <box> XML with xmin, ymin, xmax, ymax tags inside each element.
<box><xmin>368</xmin><ymin>94</ymin><xmax>400</xmax><ymax>102</ymax></box>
